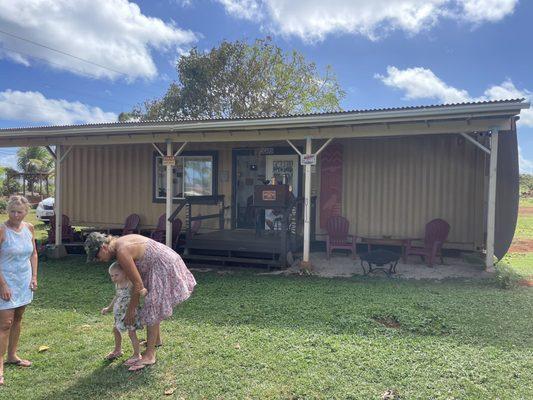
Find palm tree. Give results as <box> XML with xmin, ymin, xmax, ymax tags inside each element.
<box><xmin>16</xmin><ymin>147</ymin><xmax>54</xmax><ymax>194</ymax></box>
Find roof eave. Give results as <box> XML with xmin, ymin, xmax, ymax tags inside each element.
<box><xmin>0</xmin><ymin>100</ymin><xmax>528</xmax><ymax>139</ymax></box>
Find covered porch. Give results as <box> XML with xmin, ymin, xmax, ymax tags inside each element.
<box><xmin>0</xmin><ymin>99</ymin><xmax>528</xmax><ymax>270</ymax></box>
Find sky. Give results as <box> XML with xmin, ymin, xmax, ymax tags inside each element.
<box><xmin>0</xmin><ymin>0</ymin><xmax>532</xmax><ymax>172</ymax></box>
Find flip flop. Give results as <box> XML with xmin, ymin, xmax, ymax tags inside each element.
<box><xmin>124</xmin><ymin>357</ymin><xmax>142</xmax><ymax>367</ymax></box>
<box><xmin>0</xmin><ymin>375</ymin><xmax>4</xmax><ymax>386</ymax></box>
<box><xmin>104</xmin><ymin>351</ymin><xmax>123</xmax><ymax>361</ymax></box>
<box><xmin>128</xmin><ymin>360</ymin><xmax>156</xmax><ymax>372</ymax></box>
<box><xmin>5</xmin><ymin>359</ymin><xmax>32</xmax><ymax>367</ymax></box>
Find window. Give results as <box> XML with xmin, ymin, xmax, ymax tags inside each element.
<box><xmin>153</xmin><ymin>151</ymin><xmax>217</xmax><ymax>201</ymax></box>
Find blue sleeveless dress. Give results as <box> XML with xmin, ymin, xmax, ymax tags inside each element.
<box><xmin>0</xmin><ymin>223</ymin><xmax>34</xmax><ymax>310</ymax></box>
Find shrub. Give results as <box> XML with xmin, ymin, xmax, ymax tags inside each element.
<box><xmin>0</xmin><ymin>199</ymin><xmax>6</xmax><ymax>213</ymax></box>
<box><xmin>494</xmin><ymin>264</ymin><xmax>520</xmax><ymax>289</ymax></box>
<box><xmin>1</xmin><ymin>179</ymin><xmax>21</xmax><ymax>196</ymax></box>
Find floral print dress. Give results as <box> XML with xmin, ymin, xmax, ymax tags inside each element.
<box><xmin>135</xmin><ymin>238</ymin><xmax>196</xmax><ymax>326</ymax></box>
<box><xmin>113</xmin><ymin>285</ymin><xmax>143</xmax><ymax>332</ymax></box>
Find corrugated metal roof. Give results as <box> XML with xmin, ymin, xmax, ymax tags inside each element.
<box><xmin>0</xmin><ymin>98</ymin><xmax>527</xmax><ymax>132</ymax></box>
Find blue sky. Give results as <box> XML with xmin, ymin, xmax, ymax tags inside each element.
<box><xmin>0</xmin><ymin>0</ymin><xmax>531</xmax><ymax>172</ymax></box>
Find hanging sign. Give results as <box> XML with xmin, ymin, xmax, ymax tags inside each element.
<box><xmin>301</xmin><ymin>153</ymin><xmax>317</xmax><ymax>165</ymax></box>
<box><xmin>162</xmin><ymin>156</ymin><xmax>176</xmax><ymax>166</ymax></box>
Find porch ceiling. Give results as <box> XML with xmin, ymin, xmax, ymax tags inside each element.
<box><xmin>0</xmin><ymin>99</ymin><xmax>528</xmax><ymax>147</ymax></box>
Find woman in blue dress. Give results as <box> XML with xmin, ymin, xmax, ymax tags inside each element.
<box><xmin>0</xmin><ymin>196</ymin><xmax>38</xmax><ymax>386</ymax></box>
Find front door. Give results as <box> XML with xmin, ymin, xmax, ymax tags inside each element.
<box><xmin>232</xmin><ymin>148</ymin><xmax>302</xmax><ymax>230</ymax></box>
<box><xmin>265</xmin><ymin>154</ymin><xmax>299</xmax><ymax>230</ymax></box>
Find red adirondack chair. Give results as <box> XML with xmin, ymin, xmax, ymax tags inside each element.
<box><xmin>326</xmin><ymin>216</ymin><xmax>357</xmax><ymax>259</ymax></box>
<box><xmin>404</xmin><ymin>218</ymin><xmax>450</xmax><ymax>267</ymax></box>
<box><xmin>121</xmin><ymin>213</ymin><xmax>140</xmax><ymax>235</ymax></box>
<box><xmin>47</xmin><ymin>214</ymin><xmax>78</xmax><ymax>244</ymax></box>
<box><xmin>150</xmin><ymin>213</ymin><xmax>182</xmax><ymax>249</ymax></box>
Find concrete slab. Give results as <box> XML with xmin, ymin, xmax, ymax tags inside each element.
<box><xmin>264</xmin><ymin>252</ymin><xmax>492</xmax><ymax>280</ymax></box>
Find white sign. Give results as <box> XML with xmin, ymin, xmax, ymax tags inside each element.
<box><xmin>162</xmin><ymin>156</ymin><xmax>176</xmax><ymax>166</ymax></box>
<box><xmin>301</xmin><ymin>153</ymin><xmax>317</xmax><ymax>165</ymax></box>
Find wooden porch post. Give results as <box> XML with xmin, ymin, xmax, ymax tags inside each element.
<box><xmin>166</xmin><ymin>139</ymin><xmax>173</xmax><ymax>248</ymax></box>
<box><xmin>55</xmin><ymin>145</ymin><xmax>62</xmax><ymax>246</ymax></box>
<box><xmin>486</xmin><ymin>128</ymin><xmax>499</xmax><ymax>271</ymax></box>
<box><xmin>302</xmin><ymin>137</ymin><xmax>312</xmax><ymax>267</ymax></box>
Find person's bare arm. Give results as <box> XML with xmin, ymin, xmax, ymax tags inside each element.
<box><xmin>101</xmin><ymin>295</ymin><xmax>117</xmax><ymax>315</ymax></box>
<box><xmin>115</xmin><ymin>246</ymin><xmax>145</xmax><ymax>325</ymax></box>
<box><xmin>27</xmin><ymin>223</ymin><xmax>38</xmax><ymax>291</ymax></box>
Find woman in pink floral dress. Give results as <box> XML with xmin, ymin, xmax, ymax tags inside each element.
<box><xmin>85</xmin><ymin>232</ymin><xmax>196</xmax><ymax>371</ymax></box>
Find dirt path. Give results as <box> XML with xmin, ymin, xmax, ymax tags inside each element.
<box><xmin>509</xmin><ymin>239</ymin><xmax>533</xmax><ymax>253</ymax></box>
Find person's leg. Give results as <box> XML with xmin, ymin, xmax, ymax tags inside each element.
<box><xmin>124</xmin><ymin>330</ymin><xmax>142</xmax><ymax>366</ymax></box>
<box><xmin>143</xmin><ymin>323</ymin><xmax>159</xmax><ymax>363</ymax></box>
<box><xmin>129</xmin><ymin>330</ymin><xmax>141</xmax><ymax>358</ymax></box>
<box><xmin>0</xmin><ymin>309</ymin><xmax>15</xmax><ymax>384</ymax></box>
<box><xmin>140</xmin><ymin>330</ymin><xmax>162</xmax><ymax>347</ymax></box>
<box><xmin>129</xmin><ymin>323</ymin><xmax>158</xmax><ymax>370</ymax></box>
<box><xmin>105</xmin><ymin>327</ymin><xmax>123</xmax><ymax>360</ymax></box>
<box><xmin>6</xmin><ymin>306</ymin><xmax>31</xmax><ymax>366</ymax></box>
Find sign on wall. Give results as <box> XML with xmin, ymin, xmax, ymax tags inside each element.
<box><xmin>162</xmin><ymin>156</ymin><xmax>176</xmax><ymax>166</ymax></box>
<box><xmin>301</xmin><ymin>153</ymin><xmax>317</xmax><ymax>165</ymax></box>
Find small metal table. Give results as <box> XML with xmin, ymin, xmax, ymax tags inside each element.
<box><xmin>360</xmin><ymin>249</ymin><xmax>401</xmax><ymax>276</ymax></box>
<box><xmin>360</xmin><ymin>236</ymin><xmax>408</xmax><ymax>261</ymax></box>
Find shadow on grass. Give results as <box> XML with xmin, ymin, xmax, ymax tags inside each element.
<box><xmin>34</xmin><ymin>361</ymin><xmax>152</xmax><ymax>400</ymax></box>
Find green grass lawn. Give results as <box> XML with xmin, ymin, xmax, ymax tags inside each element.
<box><xmin>0</xmin><ymin>206</ymin><xmax>531</xmax><ymax>398</ymax></box>
<box><xmin>514</xmin><ymin>213</ymin><xmax>533</xmax><ymax>240</ymax></box>
<box><xmin>520</xmin><ymin>197</ymin><xmax>533</xmax><ymax>207</ymax></box>
<box><xmin>0</xmin><ymin>259</ymin><xmax>531</xmax><ymax>400</ymax></box>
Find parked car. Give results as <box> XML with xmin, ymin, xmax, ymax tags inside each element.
<box><xmin>36</xmin><ymin>197</ymin><xmax>54</xmax><ymax>222</ymax></box>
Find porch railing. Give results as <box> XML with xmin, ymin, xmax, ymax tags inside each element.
<box><xmin>168</xmin><ymin>195</ymin><xmax>228</xmax><ymax>239</ymax></box>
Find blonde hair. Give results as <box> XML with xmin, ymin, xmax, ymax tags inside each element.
<box><xmin>108</xmin><ymin>261</ymin><xmax>122</xmax><ymax>274</ymax></box>
<box><xmin>108</xmin><ymin>262</ymin><xmax>132</xmax><ymax>289</ymax></box>
<box><xmin>7</xmin><ymin>195</ymin><xmax>30</xmax><ymax>213</ymax></box>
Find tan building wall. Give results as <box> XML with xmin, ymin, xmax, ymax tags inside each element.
<box><xmin>329</xmin><ymin>135</ymin><xmax>486</xmax><ymax>249</ymax></box>
<box><xmin>61</xmin><ymin>134</ymin><xmax>486</xmax><ymax>249</ymax></box>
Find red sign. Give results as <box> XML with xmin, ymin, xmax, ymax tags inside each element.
<box><xmin>319</xmin><ymin>144</ymin><xmax>343</xmax><ymax>228</ymax></box>
<box><xmin>262</xmin><ymin>190</ymin><xmax>277</xmax><ymax>201</ymax></box>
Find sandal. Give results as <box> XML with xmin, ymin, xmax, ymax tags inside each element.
<box><xmin>124</xmin><ymin>357</ymin><xmax>142</xmax><ymax>367</ymax></box>
<box><xmin>5</xmin><ymin>359</ymin><xmax>32</xmax><ymax>367</ymax></box>
<box><xmin>104</xmin><ymin>351</ymin><xmax>123</xmax><ymax>361</ymax></box>
<box><xmin>0</xmin><ymin>375</ymin><xmax>3</xmax><ymax>386</ymax></box>
<box><xmin>128</xmin><ymin>360</ymin><xmax>156</xmax><ymax>372</ymax></box>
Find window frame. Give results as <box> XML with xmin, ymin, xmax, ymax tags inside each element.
<box><xmin>152</xmin><ymin>150</ymin><xmax>218</xmax><ymax>203</ymax></box>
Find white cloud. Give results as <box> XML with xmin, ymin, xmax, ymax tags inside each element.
<box><xmin>218</xmin><ymin>0</ymin><xmax>263</xmax><ymax>20</ymax></box>
<box><xmin>376</xmin><ymin>66</ymin><xmax>533</xmax><ymax>173</ymax></box>
<box><xmin>0</xmin><ymin>151</ymin><xmax>19</xmax><ymax>170</ymax></box>
<box><xmin>376</xmin><ymin>66</ymin><xmax>471</xmax><ymax>103</ymax></box>
<box><xmin>216</xmin><ymin>0</ymin><xmax>518</xmax><ymax>42</ymax></box>
<box><xmin>0</xmin><ymin>90</ymin><xmax>117</xmax><ymax>125</ymax></box>
<box><xmin>0</xmin><ymin>0</ymin><xmax>197</xmax><ymax>80</ymax></box>
<box><xmin>483</xmin><ymin>80</ymin><xmax>533</xmax><ymax>127</ymax></box>
<box><xmin>457</xmin><ymin>0</ymin><xmax>518</xmax><ymax>22</ymax></box>
<box><xmin>376</xmin><ymin>66</ymin><xmax>533</xmax><ymax>127</ymax></box>
<box><xmin>519</xmin><ymin>146</ymin><xmax>533</xmax><ymax>174</ymax></box>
